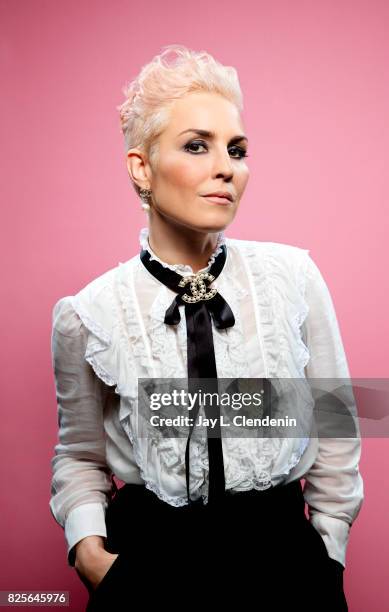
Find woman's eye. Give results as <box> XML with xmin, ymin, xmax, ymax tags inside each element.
<box><xmin>229</xmin><ymin>146</ymin><xmax>249</xmax><ymax>159</ymax></box>
<box><xmin>185</xmin><ymin>141</ymin><xmax>207</xmax><ymax>153</ymax></box>
<box><xmin>184</xmin><ymin>141</ymin><xmax>249</xmax><ymax>159</ymax></box>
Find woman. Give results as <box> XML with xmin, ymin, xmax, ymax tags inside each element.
<box><xmin>49</xmin><ymin>45</ymin><xmax>363</xmax><ymax>611</ymax></box>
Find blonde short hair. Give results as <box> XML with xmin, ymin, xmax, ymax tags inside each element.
<box><xmin>116</xmin><ymin>44</ymin><xmax>243</xmax><ymax>196</ymax></box>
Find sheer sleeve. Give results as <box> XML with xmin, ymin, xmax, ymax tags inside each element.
<box><xmin>301</xmin><ymin>254</ymin><xmax>364</xmax><ymax>568</ymax></box>
<box><xmin>49</xmin><ymin>296</ymin><xmax>114</xmax><ymax>566</ymax></box>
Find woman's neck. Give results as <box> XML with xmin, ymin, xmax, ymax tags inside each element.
<box><xmin>146</xmin><ymin>217</ymin><xmax>223</xmax><ymax>274</ymax></box>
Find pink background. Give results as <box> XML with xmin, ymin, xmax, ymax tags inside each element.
<box><xmin>2</xmin><ymin>0</ymin><xmax>388</xmax><ymax>609</ymax></box>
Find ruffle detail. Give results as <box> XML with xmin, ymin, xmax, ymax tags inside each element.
<box><xmin>233</xmin><ymin>240</ymin><xmax>314</xmax><ymax>484</ymax></box>
<box><xmin>70</xmin><ymin>273</ymin><xmax>138</xmax><ymax>406</ymax></box>
<box><xmin>143</xmin><ymin>261</ymin><xmax>254</xmax><ymax>501</ymax></box>
<box><xmin>70</xmin><ymin>237</ymin><xmax>315</xmax><ymax>507</ymax></box>
<box><xmin>242</xmin><ymin>241</ymin><xmax>311</xmax><ymax>379</ymax></box>
<box><xmin>70</xmin><ymin>260</ymin><xmax>204</xmax><ymax>506</ymax></box>
<box><xmin>141</xmin><ymin>240</ymin><xmax>313</xmax><ymax>495</ymax></box>
<box><xmin>238</xmin><ymin>240</ymin><xmax>279</xmax><ymax>380</ymax></box>
<box><xmin>113</xmin><ymin>259</ymin><xmax>212</xmax><ymax>505</ymax></box>
<box><xmin>69</xmin><ymin>298</ymin><xmax>115</xmax><ymax>387</ymax></box>
<box><xmin>138</xmin><ymin>226</ymin><xmax>227</xmax><ymax>275</ymax></box>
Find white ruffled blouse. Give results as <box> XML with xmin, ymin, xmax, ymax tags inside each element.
<box><xmin>49</xmin><ymin>226</ymin><xmax>363</xmax><ymax>568</ymax></box>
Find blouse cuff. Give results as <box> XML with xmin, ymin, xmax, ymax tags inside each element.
<box><xmin>65</xmin><ymin>502</ymin><xmax>107</xmax><ymax>567</ymax></box>
<box><xmin>310</xmin><ymin>513</ymin><xmax>350</xmax><ymax>568</ymax></box>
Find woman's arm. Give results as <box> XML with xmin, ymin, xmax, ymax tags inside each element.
<box><xmin>301</xmin><ymin>254</ymin><xmax>364</xmax><ymax>568</ymax></box>
<box><xmin>49</xmin><ymin>296</ymin><xmax>114</xmax><ymax>567</ymax></box>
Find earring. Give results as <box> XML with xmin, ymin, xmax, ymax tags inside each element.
<box><xmin>140</xmin><ymin>188</ymin><xmax>152</xmax><ymax>212</ymax></box>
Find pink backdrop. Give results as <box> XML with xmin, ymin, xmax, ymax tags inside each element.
<box><xmin>2</xmin><ymin>0</ymin><xmax>388</xmax><ymax>609</ymax></box>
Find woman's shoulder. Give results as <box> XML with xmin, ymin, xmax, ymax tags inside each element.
<box><xmin>226</xmin><ymin>235</ymin><xmax>311</xmax><ymax>277</ymax></box>
<box><xmin>51</xmin><ymin>258</ymin><xmax>131</xmax><ymax>339</ymax></box>
<box><xmin>226</xmin><ymin>234</ymin><xmax>309</xmax><ymax>256</ymax></box>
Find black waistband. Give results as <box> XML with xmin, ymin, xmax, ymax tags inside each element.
<box><xmin>114</xmin><ymin>478</ymin><xmax>305</xmax><ymax>517</ymax></box>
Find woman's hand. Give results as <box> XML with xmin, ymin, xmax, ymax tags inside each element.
<box><xmin>74</xmin><ymin>536</ymin><xmax>119</xmax><ymax>591</ymax></box>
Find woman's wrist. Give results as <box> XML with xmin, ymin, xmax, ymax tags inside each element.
<box><xmin>75</xmin><ymin>536</ymin><xmax>106</xmax><ymax>566</ymax></box>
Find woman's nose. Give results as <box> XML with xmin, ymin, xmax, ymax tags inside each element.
<box><xmin>213</xmin><ymin>151</ymin><xmax>234</xmax><ymax>179</ymax></box>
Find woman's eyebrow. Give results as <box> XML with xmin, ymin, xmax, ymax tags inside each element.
<box><xmin>178</xmin><ymin>128</ymin><xmax>248</xmax><ymax>144</ymax></box>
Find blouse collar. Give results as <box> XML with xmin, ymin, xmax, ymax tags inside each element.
<box><xmin>138</xmin><ymin>226</ymin><xmax>227</xmax><ymax>275</ymax></box>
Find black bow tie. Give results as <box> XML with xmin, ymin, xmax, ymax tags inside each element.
<box><xmin>140</xmin><ymin>243</ymin><xmax>235</xmax><ymax>506</ymax></box>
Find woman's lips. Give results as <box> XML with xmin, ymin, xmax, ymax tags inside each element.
<box><xmin>201</xmin><ymin>195</ymin><xmax>232</xmax><ymax>205</ymax></box>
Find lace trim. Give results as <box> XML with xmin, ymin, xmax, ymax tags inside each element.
<box><xmin>141</xmin><ymin>244</ymin><xmax>277</xmax><ymax>495</ymax></box>
<box><xmin>132</xmin><ymin>239</ymin><xmax>313</xmax><ymax>497</ymax></box>
<box><xmin>69</xmin><ymin>240</ymin><xmax>313</xmax><ymax>506</ymax></box>
<box><xmin>69</xmin><ymin>296</ymin><xmax>117</xmax><ymax>387</ymax></box>
<box><xmin>235</xmin><ymin>240</ymin><xmax>312</xmax><ymax>480</ymax></box>
<box><xmin>117</xmin><ymin>259</ymin><xmax>212</xmax><ymax>504</ymax></box>
<box><xmin>69</xmin><ymin>297</ymin><xmax>111</xmax><ymax>346</ymax></box>
<box><xmin>71</xmin><ymin>276</ymin><xmax>139</xmax><ymax>404</ymax></box>
<box><xmin>242</xmin><ymin>241</ymin><xmax>311</xmax><ymax>379</ymax></box>
<box><xmin>241</xmin><ymin>241</ymin><xmax>280</xmax><ymax>379</ymax></box>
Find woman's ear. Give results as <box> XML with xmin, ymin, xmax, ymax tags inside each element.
<box><xmin>126</xmin><ymin>148</ymin><xmax>152</xmax><ymax>190</ymax></box>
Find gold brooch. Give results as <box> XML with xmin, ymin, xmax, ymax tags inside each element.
<box><xmin>178</xmin><ymin>272</ymin><xmax>218</xmax><ymax>303</ymax></box>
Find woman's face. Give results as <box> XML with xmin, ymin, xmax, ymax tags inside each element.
<box><xmin>133</xmin><ymin>91</ymin><xmax>249</xmax><ymax>233</ymax></box>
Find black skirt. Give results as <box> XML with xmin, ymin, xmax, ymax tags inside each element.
<box><xmin>85</xmin><ymin>479</ymin><xmax>348</xmax><ymax>611</ymax></box>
